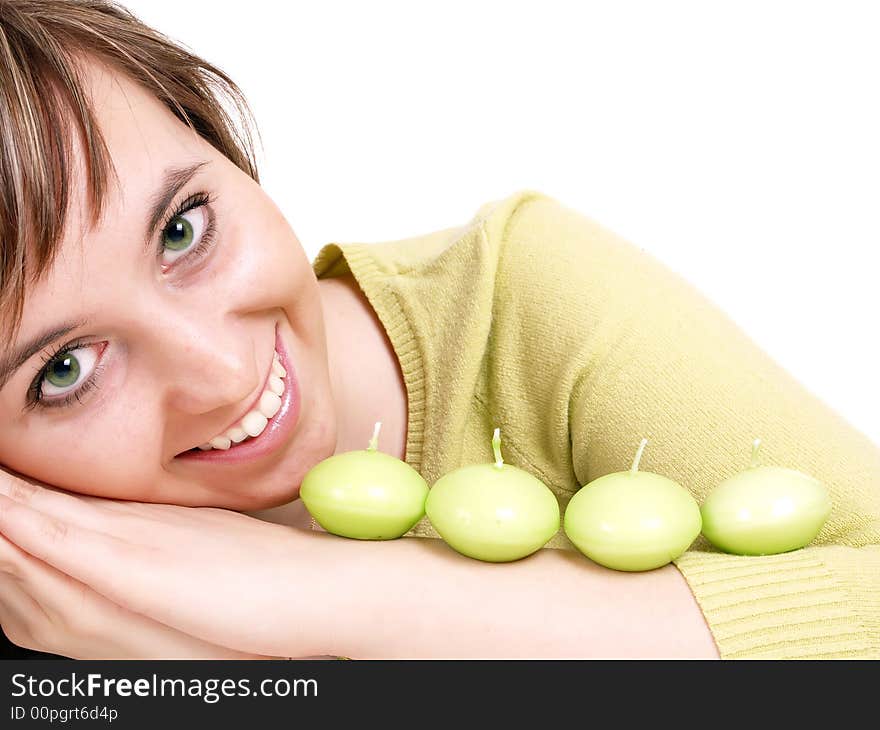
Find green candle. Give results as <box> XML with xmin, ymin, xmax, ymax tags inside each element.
<box><xmin>300</xmin><ymin>422</ymin><xmax>428</xmax><ymax>540</ymax></box>
<box><xmin>425</xmin><ymin>428</ymin><xmax>560</xmax><ymax>562</ymax></box>
<box><xmin>700</xmin><ymin>438</ymin><xmax>832</xmax><ymax>555</ymax></box>
<box><xmin>563</xmin><ymin>439</ymin><xmax>702</xmax><ymax>571</ymax></box>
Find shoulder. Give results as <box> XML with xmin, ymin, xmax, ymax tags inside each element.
<box><xmin>482</xmin><ymin>190</ymin><xmax>637</xmax><ymax>278</ymax></box>
<box><xmin>312</xmin><ymin>189</ymin><xmax>592</xmax><ymax>278</ymax></box>
<box><xmin>481</xmin><ymin>191</ymin><xmax>624</xmax><ymax>337</ymax></box>
<box><xmin>471</xmin><ymin>190</ymin><xmax>640</xmax><ymax>311</ymax></box>
<box><xmin>484</xmin><ymin>189</ymin><xmax>685</xmax><ymax>330</ymax></box>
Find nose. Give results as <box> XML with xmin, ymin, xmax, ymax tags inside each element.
<box><xmin>148</xmin><ymin>315</ymin><xmax>261</xmax><ymax>417</ymax></box>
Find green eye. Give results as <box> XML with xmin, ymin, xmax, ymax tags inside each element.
<box><xmin>32</xmin><ymin>344</ymin><xmax>102</xmax><ymax>406</ymax></box>
<box><xmin>159</xmin><ymin>201</ymin><xmax>211</xmax><ymax>267</ymax></box>
<box><xmin>46</xmin><ymin>354</ymin><xmax>80</xmax><ymax>388</ymax></box>
<box><xmin>162</xmin><ymin>216</ymin><xmax>195</xmax><ymax>251</ymax></box>
<box><xmin>39</xmin><ymin>345</ymin><xmax>100</xmax><ymax>400</ymax></box>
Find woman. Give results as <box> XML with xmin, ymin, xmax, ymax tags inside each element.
<box><xmin>1</xmin><ymin>0</ymin><xmax>877</xmax><ymax>660</ymax></box>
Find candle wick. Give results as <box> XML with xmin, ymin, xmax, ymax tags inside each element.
<box><xmin>492</xmin><ymin>427</ymin><xmax>504</xmax><ymax>469</ymax></box>
<box><xmin>630</xmin><ymin>438</ymin><xmax>648</xmax><ymax>475</ymax></box>
<box><xmin>750</xmin><ymin>437</ymin><xmax>761</xmax><ymax>469</ymax></box>
<box><xmin>368</xmin><ymin>421</ymin><xmax>382</xmax><ymax>452</ymax></box>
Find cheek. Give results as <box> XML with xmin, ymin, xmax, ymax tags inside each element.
<box><xmin>0</xmin><ymin>405</ymin><xmax>160</xmax><ymax>500</ymax></box>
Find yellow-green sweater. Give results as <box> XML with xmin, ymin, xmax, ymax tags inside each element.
<box><xmin>311</xmin><ymin>189</ymin><xmax>880</xmax><ymax>659</ymax></box>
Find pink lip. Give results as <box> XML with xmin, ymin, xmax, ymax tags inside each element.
<box><xmin>175</xmin><ymin>325</ymin><xmax>300</xmax><ymax>465</ymax></box>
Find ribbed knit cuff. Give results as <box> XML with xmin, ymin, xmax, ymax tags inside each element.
<box><xmin>673</xmin><ymin>545</ymin><xmax>879</xmax><ymax>659</ymax></box>
<box><xmin>314</xmin><ymin>243</ymin><xmax>427</xmax><ymax>477</ymax></box>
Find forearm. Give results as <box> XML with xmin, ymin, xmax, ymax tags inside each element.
<box><xmin>302</xmin><ymin>532</ymin><xmax>719</xmax><ymax>659</ymax></box>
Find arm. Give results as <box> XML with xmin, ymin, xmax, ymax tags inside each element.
<box><xmin>304</xmin><ymin>530</ymin><xmax>718</xmax><ymax>659</ymax></box>
<box><xmin>0</xmin><ymin>467</ymin><xmax>715</xmax><ymax>659</ymax></box>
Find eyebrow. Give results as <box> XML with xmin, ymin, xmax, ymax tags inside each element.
<box><xmin>142</xmin><ymin>159</ymin><xmax>211</xmax><ymax>253</ymax></box>
<box><xmin>0</xmin><ymin>320</ymin><xmax>89</xmax><ymax>391</ymax></box>
<box><xmin>0</xmin><ymin>160</ymin><xmax>211</xmax><ymax>393</ymax></box>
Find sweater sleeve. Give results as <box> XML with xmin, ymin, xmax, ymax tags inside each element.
<box><xmin>530</xmin><ymin>196</ymin><xmax>880</xmax><ymax>659</ymax></box>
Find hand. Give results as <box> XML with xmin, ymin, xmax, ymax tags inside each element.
<box><xmin>0</xmin><ymin>533</ymin><xmax>278</xmax><ymax>659</ymax></box>
<box><xmin>0</xmin><ymin>470</ymin><xmax>326</xmax><ymax>659</ymax></box>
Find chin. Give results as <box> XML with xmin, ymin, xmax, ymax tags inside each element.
<box><xmin>220</xmin><ymin>410</ymin><xmax>338</xmax><ymax>511</ymax></box>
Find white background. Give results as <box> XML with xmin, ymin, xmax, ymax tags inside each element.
<box><xmin>125</xmin><ymin>0</ymin><xmax>879</xmax><ymax>446</ymax></box>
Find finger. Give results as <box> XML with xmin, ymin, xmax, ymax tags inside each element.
<box><xmin>0</xmin><ymin>508</ymin><xmax>116</xmax><ymax>650</ymax></box>
<box><xmin>75</xmin><ymin>498</ymin><xmax>256</xmax><ymax>531</ymax></box>
<box><xmin>0</xmin><ymin>493</ymin><xmax>284</xmax><ymax>655</ymax></box>
<box><xmin>73</xmin><ymin>496</ymin><xmax>284</xmax><ymax>537</ymax></box>
<box><xmin>0</xmin><ymin>492</ymin><xmax>135</xmax><ymax>598</ymax></box>
<box><xmin>0</xmin><ymin>472</ymin><xmax>114</xmax><ymax>534</ymax></box>
<box><xmin>1</xmin><ymin>534</ymin><xmax>269</xmax><ymax>660</ymax></box>
<box><xmin>0</xmin><ymin>474</ymin><xmax>195</xmax><ymax>544</ymax></box>
<box><xmin>0</xmin><ymin>492</ymin><xmax>203</xmax><ymax>632</ymax></box>
<box><xmin>0</xmin><ymin>471</ymin><xmax>250</xmax><ymax>537</ymax></box>
<box><xmin>0</xmin><ymin>539</ymin><xmax>131</xmax><ymax>659</ymax></box>
<box><xmin>0</xmin><ymin>533</ymin><xmax>23</xmax><ymax>574</ymax></box>
<box><xmin>0</xmin><ymin>573</ymin><xmax>54</xmax><ymax>655</ymax></box>
<box><xmin>10</xmin><ymin>551</ymin><xmax>273</xmax><ymax>660</ymax></box>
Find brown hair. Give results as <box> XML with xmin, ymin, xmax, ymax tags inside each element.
<box><xmin>0</xmin><ymin>0</ymin><xmax>261</xmax><ymax>338</ymax></box>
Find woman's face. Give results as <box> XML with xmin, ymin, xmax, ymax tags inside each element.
<box><xmin>0</xmin><ymin>59</ymin><xmax>337</xmax><ymax>510</ymax></box>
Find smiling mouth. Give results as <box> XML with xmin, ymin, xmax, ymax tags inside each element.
<box><xmin>188</xmin><ymin>350</ymin><xmax>288</xmax><ymax>452</ymax></box>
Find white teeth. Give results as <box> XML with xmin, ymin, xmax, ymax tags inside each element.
<box><xmin>259</xmin><ymin>390</ymin><xmax>282</xmax><ymax>419</ymax></box>
<box><xmin>210</xmin><ymin>436</ymin><xmax>231</xmax><ymax>450</ymax></box>
<box><xmin>268</xmin><ymin>375</ymin><xmax>284</xmax><ymax>396</ymax></box>
<box><xmin>226</xmin><ymin>426</ymin><xmax>248</xmax><ymax>443</ymax></box>
<box><xmin>195</xmin><ymin>349</ymin><xmax>287</xmax><ymax>451</ymax></box>
<box><xmin>242</xmin><ymin>411</ymin><xmax>268</xmax><ymax>438</ymax></box>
